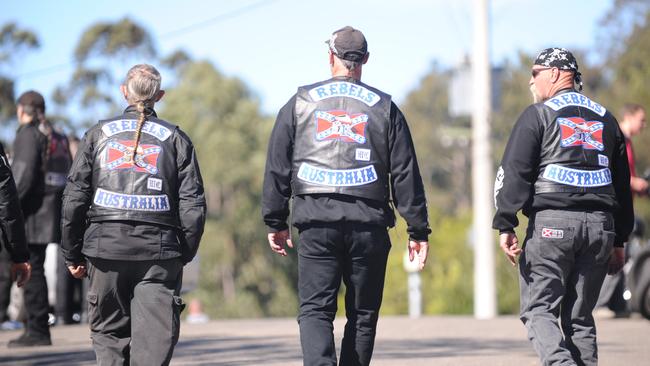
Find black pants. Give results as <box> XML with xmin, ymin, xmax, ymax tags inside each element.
<box><xmin>56</xmin><ymin>247</ymin><xmax>86</xmax><ymax>324</ymax></box>
<box><xmin>0</xmin><ymin>248</ymin><xmax>12</xmax><ymax>322</ymax></box>
<box><xmin>297</xmin><ymin>223</ymin><xmax>391</xmax><ymax>366</ymax></box>
<box><xmin>87</xmin><ymin>257</ymin><xmax>184</xmax><ymax>366</ymax></box>
<box><xmin>24</xmin><ymin>244</ymin><xmax>50</xmax><ymax>339</ymax></box>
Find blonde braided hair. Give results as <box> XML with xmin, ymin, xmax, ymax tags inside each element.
<box><xmin>122</xmin><ymin>64</ymin><xmax>161</xmax><ymax>166</ymax></box>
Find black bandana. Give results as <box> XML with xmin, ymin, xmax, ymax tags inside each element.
<box><xmin>534</xmin><ymin>47</ymin><xmax>583</xmax><ymax>91</ymax></box>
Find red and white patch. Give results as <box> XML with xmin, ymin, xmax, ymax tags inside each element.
<box><xmin>541</xmin><ymin>228</ymin><xmax>564</xmax><ymax>239</ymax></box>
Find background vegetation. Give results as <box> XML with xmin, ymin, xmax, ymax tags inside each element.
<box><xmin>1</xmin><ymin>0</ymin><xmax>648</xmax><ymax>318</ymax></box>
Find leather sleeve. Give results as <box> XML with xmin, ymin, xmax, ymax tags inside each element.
<box><xmin>175</xmin><ymin>129</ymin><xmax>207</xmax><ymax>264</ymax></box>
<box><xmin>0</xmin><ymin>143</ymin><xmax>29</xmax><ymax>263</ymax></box>
<box><xmin>60</xmin><ymin>130</ymin><xmax>96</xmax><ymax>264</ymax></box>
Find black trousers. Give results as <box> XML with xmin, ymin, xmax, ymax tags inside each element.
<box><xmin>55</xmin><ymin>247</ymin><xmax>86</xmax><ymax>324</ymax></box>
<box><xmin>0</xmin><ymin>248</ymin><xmax>12</xmax><ymax>322</ymax></box>
<box><xmin>297</xmin><ymin>223</ymin><xmax>391</xmax><ymax>366</ymax></box>
<box><xmin>87</xmin><ymin>257</ymin><xmax>184</xmax><ymax>366</ymax></box>
<box><xmin>23</xmin><ymin>244</ymin><xmax>50</xmax><ymax>338</ymax></box>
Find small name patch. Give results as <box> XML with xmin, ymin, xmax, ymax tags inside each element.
<box><xmin>102</xmin><ymin>120</ymin><xmax>172</xmax><ymax>141</ymax></box>
<box><xmin>45</xmin><ymin>172</ymin><xmax>67</xmax><ymax>187</ymax></box>
<box><xmin>93</xmin><ymin>188</ymin><xmax>170</xmax><ymax>212</ymax></box>
<box><xmin>544</xmin><ymin>92</ymin><xmax>606</xmax><ymax>116</ymax></box>
<box><xmin>297</xmin><ymin>163</ymin><xmax>377</xmax><ymax>187</ymax></box>
<box><xmin>598</xmin><ymin>154</ymin><xmax>609</xmax><ymax>167</ymax></box>
<box><xmin>542</xmin><ymin>228</ymin><xmax>564</xmax><ymax>239</ymax></box>
<box><xmin>355</xmin><ymin>148</ymin><xmax>371</xmax><ymax>161</ymax></box>
<box><xmin>542</xmin><ymin>164</ymin><xmax>612</xmax><ymax>187</ymax></box>
<box><xmin>308</xmin><ymin>82</ymin><xmax>381</xmax><ymax>106</ymax></box>
<box><xmin>147</xmin><ymin>177</ymin><xmax>163</xmax><ymax>191</ymax></box>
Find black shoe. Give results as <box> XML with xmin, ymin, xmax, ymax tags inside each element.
<box><xmin>7</xmin><ymin>333</ymin><xmax>52</xmax><ymax>347</ymax></box>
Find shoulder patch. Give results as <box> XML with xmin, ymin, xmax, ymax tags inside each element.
<box><xmin>544</xmin><ymin>92</ymin><xmax>606</xmax><ymax>116</ymax></box>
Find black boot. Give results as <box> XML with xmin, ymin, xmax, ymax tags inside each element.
<box><xmin>7</xmin><ymin>332</ymin><xmax>52</xmax><ymax>347</ymax></box>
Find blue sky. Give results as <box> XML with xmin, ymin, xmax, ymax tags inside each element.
<box><xmin>2</xmin><ymin>0</ymin><xmax>614</xmax><ymax>116</ymax></box>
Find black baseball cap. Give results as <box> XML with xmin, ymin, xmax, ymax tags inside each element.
<box><xmin>16</xmin><ymin>90</ymin><xmax>45</xmax><ymax>111</ymax></box>
<box><xmin>326</xmin><ymin>26</ymin><xmax>368</xmax><ymax>62</ymax></box>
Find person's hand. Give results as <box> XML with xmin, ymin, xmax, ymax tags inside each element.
<box><xmin>500</xmin><ymin>232</ymin><xmax>521</xmax><ymax>266</ymax></box>
<box><xmin>10</xmin><ymin>262</ymin><xmax>31</xmax><ymax>287</ymax></box>
<box><xmin>608</xmin><ymin>247</ymin><xmax>625</xmax><ymax>275</ymax></box>
<box><xmin>268</xmin><ymin>230</ymin><xmax>293</xmax><ymax>257</ymax></box>
<box><xmin>408</xmin><ymin>240</ymin><xmax>429</xmax><ymax>270</ymax></box>
<box><xmin>68</xmin><ymin>263</ymin><xmax>87</xmax><ymax>279</ymax></box>
<box><xmin>630</xmin><ymin>176</ymin><xmax>649</xmax><ymax>195</ymax></box>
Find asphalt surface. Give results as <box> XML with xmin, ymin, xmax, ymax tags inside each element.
<box><xmin>0</xmin><ymin>315</ymin><xmax>648</xmax><ymax>365</ymax></box>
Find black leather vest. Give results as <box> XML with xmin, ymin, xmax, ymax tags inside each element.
<box><xmin>534</xmin><ymin>90</ymin><xmax>616</xmax><ymax>195</ymax></box>
<box><xmin>291</xmin><ymin>78</ymin><xmax>391</xmax><ymax>201</ymax></box>
<box><xmin>44</xmin><ymin>130</ymin><xmax>72</xmax><ymax>194</ymax></box>
<box><xmin>86</xmin><ymin>109</ymin><xmax>181</xmax><ymax>227</ymax></box>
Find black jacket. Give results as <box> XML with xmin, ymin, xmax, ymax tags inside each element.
<box><xmin>493</xmin><ymin>89</ymin><xmax>634</xmax><ymax>246</ymax></box>
<box><xmin>12</xmin><ymin>121</ymin><xmax>71</xmax><ymax>244</ymax></box>
<box><xmin>61</xmin><ymin>106</ymin><xmax>207</xmax><ymax>264</ymax></box>
<box><xmin>0</xmin><ymin>142</ymin><xmax>28</xmax><ymax>262</ymax></box>
<box><xmin>263</xmin><ymin>78</ymin><xmax>430</xmax><ymax>241</ymax></box>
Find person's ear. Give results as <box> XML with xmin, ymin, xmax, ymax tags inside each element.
<box><xmin>329</xmin><ymin>51</ymin><xmax>335</xmax><ymax>66</ymax></box>
<box><xmin>120</xmin><ymin>85</ymin><xmax>128</xmax><ymax>100</ymax></box>
<box><xmin>551</xmin><ymin>67</ymin><xmax>561</xmax><ymax>83</ymax></box>
<box><xmin>362</xmin><ymin>52</ymin><xmax>369</xmax><ymax>64</ymax></box>
<box><xmin>155</xmin><ymin>90</ymin><xmax>165</xmax><ymax>102</ymax></box>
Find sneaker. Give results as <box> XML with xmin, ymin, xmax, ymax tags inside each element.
<box><xmin>0</xmin><ymin>320</ymin><xmax>23</xmax><ymax>331</ymax></box>
<box><xmin>7</xmin><ymin>333</ymin><xmax>52</xmax><ymax>347</ymax></box>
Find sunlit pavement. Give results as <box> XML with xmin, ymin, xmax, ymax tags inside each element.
<box><xmin>0</xmin><ymin>315</ymin><xmax>648</xmax><ymax>365</ymax></box>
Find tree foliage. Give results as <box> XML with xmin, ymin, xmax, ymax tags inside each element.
<box><xmin>3</xmin><ymin>1</ymin><xmax>649</xmax><ymax>318</ymax></box>
<box><xmin>161</xmin><ymin>61</ymin><xmax>298</xmax><ymax>317</ymax></box>
<box><xmin>55</xmin><ymin>18</ymin><xmax>157</xmax><ymax>130</ymax></box>
<box><xmin>0</xmin><ymin>22</ymin><xmax>39</xmax><ymax>122</ymax></box>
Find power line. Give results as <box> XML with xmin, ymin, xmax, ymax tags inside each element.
<box><xmin>160</xmin><ymin>0</ymin><xmax>276</xmax><ymax>39</ymax></box>
<box><xmin>14</xmin><ymin>0</ymin><xmax>278</xmax><ymax>80</ymax></box>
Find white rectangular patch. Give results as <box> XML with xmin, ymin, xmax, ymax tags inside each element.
<box><xmin>541</xmin><ymin>228</ymin><xmax>564</xmax><ymax>239</ymax></box>
<box><xmin>147</xmin><ymin>177</ymin><xmax>163</xmax><ymax>191</ymax></box>
<box><xmin>598</xmin><ymin>154</ymin><xmax>609</xmax><ymax>167</ymax></box>
<box><xmin>355</xmin><ymin>148</ymin><xmax>371</xmax><ymax>161</ymax></box>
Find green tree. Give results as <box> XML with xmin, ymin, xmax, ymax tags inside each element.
<box><xmin>53</xmin><ymin>18</ymin><xmax>157</xmax><ymax>129</ymax></box>
<box><xmin>0</xmin><ymin>22</ymin><xmax>39</xmax><ymax>123</ymax></box>
<box><xmin>161</xmin><ymin>60</ymin><xmax>298</xmax><ymax>317</ymax></box>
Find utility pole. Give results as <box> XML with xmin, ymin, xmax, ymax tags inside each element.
<box><xmin>472</xmin><ymin>0</ymin><xmax>496</xmax><ymax>319</ymax></box>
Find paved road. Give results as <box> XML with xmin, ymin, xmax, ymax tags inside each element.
<box><xmin>0</xmin><ymin>315</ymin><xmax>648</xmax><ymax>365</ymax></box>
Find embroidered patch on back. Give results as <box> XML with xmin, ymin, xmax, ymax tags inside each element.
<box><xmin>355</xmin><ymin>148</ymin><xmax>371</xmax><ymax>161</ymax></box>
<box><xmin>541</xmin><ymin>228</ymin><xmax>564</xmax><ymax>239</ymax></box>
<box><xmin>597</xmin><ymin>154</ymin><xmax>609</xmax><ymax>167</ymax></box>
<box><xmin>557</xmin><ymin>117</ymin><xmax>604</xmax><ymax>151</ymax></box>
<box><xmin>101</xmin><ymin>140</ymin><xmax>161</xmax><ymax>175</ymax></box>
<box><xmin>147</xmin><ymin>177</ymin><xmax>163</xmax><ymax>191</ymax></box>
<box><xmin>314</xmin><ymin>110</ymin><xmax>368</xmax><ymax>144</ymax></box>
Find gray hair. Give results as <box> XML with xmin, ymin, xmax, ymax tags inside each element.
<box><xmin>123</xmin><ymin>64</ymin><xmax>161</xmax><ymax>106</ymax></box>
